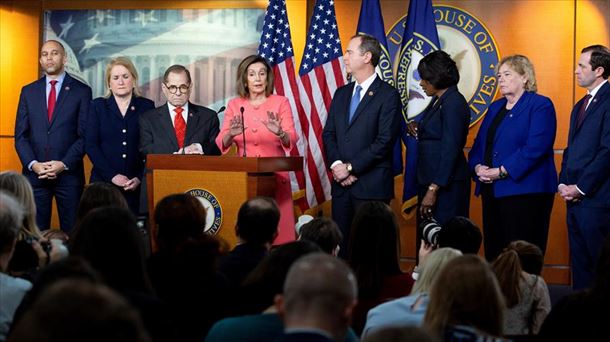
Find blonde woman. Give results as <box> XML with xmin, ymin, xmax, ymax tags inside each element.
<box><xmin>85</xmin><ymin>57</ymin><xmax>155</xmax><ymax>214</ymax></box>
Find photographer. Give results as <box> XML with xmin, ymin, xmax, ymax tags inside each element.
<box><xmin>0</xmin><ymin>172</ymin><xmax>68</xmax><ymax>280</ymax></box>
<box><xmin>415</xmin><ymin>216</ymin><xmax>482</xmax><ymax>279</ymax></box>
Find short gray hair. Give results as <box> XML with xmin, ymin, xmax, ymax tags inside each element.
<box><xmin>0</xmin><ymin>191</ymin><xmax>24</xmax><ymax>252</ymax></box>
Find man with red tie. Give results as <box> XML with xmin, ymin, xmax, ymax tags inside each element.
<box><xmin>14</xmin><ymin>40</ymin><xmax>92</xmax><ymax>232</ymax></box>
<box><xmin>559</xmin><ymin>45</ymin><xmax>610</xmax><ymax>290</ymax></box>
<box><xmin>139</xmin><ymin>65</ymin><xmax>220</xmax><ymax>156</ymax></box>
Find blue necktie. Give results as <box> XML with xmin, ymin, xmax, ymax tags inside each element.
<box><xmin>349</xmin><ymin>85</ymin><xmax>362</xmax><ymax>123</ymax></box>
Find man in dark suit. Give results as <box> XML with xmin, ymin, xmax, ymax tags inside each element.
<box><xmin>559</xmin><ymin>45</ymin><xmax>610</xmax><ymax>290</ymax></box>
<box><xmin>322</xmin><ymin>34</ymin><xmax>401</xmax><ymax>256</ymax></box>
<box><xmin>14</xmin><ymin>40</ymin><xmax>92</xmax><ymax>232</ymax></box>
<box><xmin>139</xmin><ymin>64</ymin><xmax>221</xmax><ymax>156</ymax></box>
<box><xmin>274</xmin><ymin>253</ymin><xmax>357</xmax><ymax>342</ymax></box>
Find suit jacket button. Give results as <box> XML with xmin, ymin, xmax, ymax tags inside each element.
<box><xmin>122</xmin><ymin>154</ymin><xmax>127</xmax><ymax>158</ymax></box>
<box><xmin>122</xmin><ymin>129</ymin><xmax>127</xmax><ymax>133</ymax></box>
<box><xmin>123</xmin><ymin>141</ymin><xmax>127</xmax><ymax>146</ymax></box>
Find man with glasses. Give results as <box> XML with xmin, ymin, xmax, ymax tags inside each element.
<box><xmin>139</xmin><ymin>64</ymin><xmax>221</xmax><ymax>156</ymax></box>
<box><xmin>14</xmin><ymin>40</ymin><xmax>92</xmax><ymax>232</ymax></box>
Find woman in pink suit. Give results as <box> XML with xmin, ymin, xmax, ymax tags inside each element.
<box><xmin>216</xmin><ymin>55</ymin><xmax>297</xmax><ymax>244</ymax></box>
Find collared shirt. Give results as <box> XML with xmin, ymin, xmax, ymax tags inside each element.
<box><xmin>351</xmin><ymin>72</ymin><xmax>377</xmax><ymax>101</ymax></box>
<box><xmin>167</xmin><ymin>102</ymin><xmax>189</xmax><ymax>127</ymax></box>
<box><xmin>586</xmin><ymin>79</ymin><xmax>607</xmax><ymax>110</ymax></box>
<box><xmin>45</xmin><ymin>72</ymin><xmax>66</xmax><ymax>103</ymax></box>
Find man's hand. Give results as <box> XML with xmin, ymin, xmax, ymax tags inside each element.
<box><xmin>183</xmin><ymin>143</ymin><xmax>204</xmax><ymax>154</ymax></box>
<box><xmin>331</xmin><ymin>163</ymin><xmax>350</xmax><ymax>182</ymax></box>
<box><xmin>38</xmin><ymin>161</ymin><xmax>65</xmax><ymax>179</ymax></box>
<box><xmin>419</xmin><ymin>186</ymin><xmax>438</xmax><ymax>219</ymax></box>
<box><xmin>340</xmin><ymin>175</ymin><xmax>358</xmax><ymax>187</ymax></box>
<box><xmin>32</xmin><ymin>162</ymin><xmax>47</xmax><ymax>176</ymax></box>
<box><xmin>559</xmin><ymin>184</ymin><xmax>582</xmax><ymax>202</ymax></box>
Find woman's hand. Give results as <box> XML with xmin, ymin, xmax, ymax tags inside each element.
<box><xmin>112</xmin><ymin>174</ymin><xmax>129</xmax><ymax>187</ymax></box>
<box><xmin>475</xmin><ymin>164</ymin><xmax>493</xmax><ymax>183</ymax></box>
<box><xmin>229</xmin><ymin>115</ymin><xmax>246</xmax><ymax>137</ymax></box>
<box><xmin>123</xmin><ymin>177</ymin><xmax>140</xmax><ymax>191</ymax></box>
<box><xmin>407</xmin><ymin>121</ymin><xmax>418</xmax><ymax>139</ymax></box>
<box><xmin>262</xmin><ymin>111</ymin><xmax>283</xmax><ymax>135</ymax></box>
<box><xmin>419</xmin><ymin>186</ymin><xmax>438</xmax><ymax>219</ymax></box>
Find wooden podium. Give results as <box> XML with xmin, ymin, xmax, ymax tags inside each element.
<box><xmin>145</xmin><ymin>155</ymin><xmax>303</xmax><ymax>249</ymax></box>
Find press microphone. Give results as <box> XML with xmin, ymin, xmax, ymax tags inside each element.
<box><xmin>240</xmin><ymin>106</ymin><xmax>247</xmax><ymax>157</ymax></box>
<box><xmin>217</xmin><ymin>106</ymin><xmax>226</xmax><ymax>115</ymax></box>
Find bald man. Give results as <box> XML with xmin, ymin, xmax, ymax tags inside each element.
<box><xmin>275</xmin><ymin>253</ymin><xmax>358</xmax><ymax>342</ymax></box>
<box><xmin>15</xmin><ymin>40</ymin><xmax>92</xmax><ymax>232</ymax></box>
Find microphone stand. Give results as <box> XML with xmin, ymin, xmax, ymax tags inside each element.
<box><xmin>240</xmin><ymin>106</ymin><xmax>247</xmax><ymax>157</ymax></box>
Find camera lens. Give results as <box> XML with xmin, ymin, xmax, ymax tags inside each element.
<box><xmin>421</xmin><ymin>218</ymin><xmax>442</xmax><ymax>246</ymax></box>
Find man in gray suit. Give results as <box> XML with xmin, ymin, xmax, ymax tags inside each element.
<box><xmin>140</xmin><ymin>64</ymin><xmax>220</xmax><ymax>156</ymax></box>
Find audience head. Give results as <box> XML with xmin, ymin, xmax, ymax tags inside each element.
<box><xmin>505</xmin><ymin>240</ymin><xmax>543</xmax><ymax>275</ymax></box>
<box><xmin>0</xmin><ymin>171</ymin><xmax>41</xmax><ymax>239</ymax></box>
<box><xmin>417</xmin><ymin>50</ymin><xmax>460</xmax><ymax>92</ymax></box>
<box><xmin>349</xmin><ymin>201</ymin><xmax>401</xmax><ymax>298</ymax></box>
<box><xmin>154</xmin><ymin>193</ymin><xmax>206</xmax><ymax>253</ymax></box>
<box><xmin>242</xmin><ymin>240</ymin><xmax>320</xmax><ymax>312</ymax></box>
<box><xmin>361</xmin><ymin>326</ymin><xmax>439</xmax><ymax>342</ymax></box>
<box><xmin>437</xmin><ymin>216</ymin><xmax>482</xmax><ymax>254</ymax></box>
<box><xmin>9</xmin><ymin>279</ymin><xmax>150</xmax><ymax>342</ymax></box>
<box><xmin>424</xmin><ymin>255</ymin><xmax>505</xmax><ymax>338</ymax></box>
<box><xmin>104</xmin><ymin>56</ymin><xmax>141</xmax><ymax>97</ymax></box>
<box><xmin>76</xmin><ymin>182</ymin><xmax>128</xmax><ymax>226</ymax></box>
<box><xmin>411</xmin><ymin>247</ymin><xmax>462</xmax><ymax>295</ymax></box>
<box><xmin>0</xmin><ymin>191</ymin><xmax>24</xmax><ymax>270</ymax></box>
<box><xmin>277</xmin><ymin>253</ymin><xmax>357</xmax><ymax>340</ymax></box>
<box><xmin>236</xmin><ymin>197</ymin><xmax>280</xmax><ymax>246</ymax></box>
<box><xmin>298</xmin><ymin>217</ymin><xmax>342</xmax><ymax>255</ymax></box>
<box><xmin>70</xmin><ymin>207</ymin><xmax>150</xmax><ymax>293</ymax></box>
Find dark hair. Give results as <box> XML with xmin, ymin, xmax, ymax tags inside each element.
<box><xmin>348</xmin><ymin>201</ymin><xmax>402</xmax><ymax>299</ymax></box>
<box><xmin>76</xmin><ymin>182</ymin><xmax>128</xmax><ymax>226</ymax></box>
<box><xmin>437</xmin><ymin>216</ymin><xmax>482</xmax><ymax>254</ymax></box>
<box><xmin>417</xmin><ymin>50</ymin><xmax>460</xmax><ymax>90</ymax></box>
<box><xmin>507</xmin><ymin>240</ymin><xmax>543</xmax><ymax>276</ymax></box>
<box><xmin>9</xmin><ymin>279</ymin><xmax>150</xmax><ymax>342</ymax></box>
<box><xmin>241</xmin><ymin>240</ymin><xmax>320</xmax><ymax>313</ymax></box>
<box><xmin>163</xmin><ymin>64</ymin><xmax>192</xmax><ymax>85</ymax></box>
<box><xmin>492</xmin><ymin>249</ymin><xmax>523</xmax><ymax>308</ymax></box>
<box><xmin>236</xmin><ymin>55</ymin><xmax>275</xmax><ymax>97</ymax></box>
<box><xmin>154</xmin><ymin>194</ymin><xmax>206</xmax><ymax>252</ymax></box>
<box><xmin>42</xmin><ymin>39</ymin><xmax>66</xmax><ymax>53</ymax></box>
<box><xmin>352</xmin><ymin>33</ymin><xmax>382</xmax><ymax>67</ymax></box>
<box><xmin>70</xmin><ymin>207</ymin><xmax>151</xmax><ymax>293</ymax></box>
<box><xmin>236</xmin><ymin>197</ymin><xmax>280</xmax><ymax>245</ymax></box>
<box><xmin>299</xmin><ymin>217</ymin><xmax>342</xmax><ymax>254</ymax></box>
<box><xmin>582</xmin><ymin>45</ymin><xmax>610</xmax><ymax>79</ymax></box>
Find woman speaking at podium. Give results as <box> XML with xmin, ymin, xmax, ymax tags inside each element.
<box><xmin>216</xmin><ymin>55</ymin><xmax>297</xmax><ymax>244</ymax></box>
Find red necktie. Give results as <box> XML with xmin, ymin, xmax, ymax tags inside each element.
<box><xmin>48</xmin><ymin>80</ymin><xmax>58</xmax><ymax>122</ymax></box>
<box><xmin>576</xmin><ymin>94</ymin><xmax>592</xmax><ymax>129</ymax></box>
<box><xmin>174</xmin><ymin>106</ymin><xmax>186</xmax><ymax>148</ymax></box>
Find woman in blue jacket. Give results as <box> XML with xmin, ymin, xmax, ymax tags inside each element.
<box><xmin>85</xmin><ymin>57</ymin><xmax>155</xmax><ymax>214</ymax></box>
<box><xmin>468</xmin><ymin>55</ymin><xmax>557</xmax><ymax>261</ymax></box>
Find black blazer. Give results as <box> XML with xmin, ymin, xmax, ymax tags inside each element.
<box><xmin>416</xmin><ymin>85</ymin><xmax>470</xmax><ymax>187</ymax></box>
<box><xmin>14</xmin><ymin>73</ymin><xmax>92</xmax><ymax>186</ymax></box>
<box><xmin>86</xmin><ymin>95</ymin><xmax>155</xmax><ymax>182</ymax></box>
<box><xmin>559</xmin><ymin>81</ymin><xmax>610</xmax><ymax>207</ymax></box>
<box><xmin>322</xmin><ymin>76</ymin><xmax>401</xmax><ymax>200</ymax></box>
<box><xmin>139</xmin><ymin>102</ymin><xmax>221</xmax><ymax>156</ymax></box>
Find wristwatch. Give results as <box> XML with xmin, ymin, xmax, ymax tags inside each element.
<box><xmin>346</xmin><ymin>163</ymin><xmax>353</xmax><ymax>173</ymax></box>
<box><xmin>498</xmin><ymin>167</ymin><xmax>508</xmax><ymax>179</ymax></box>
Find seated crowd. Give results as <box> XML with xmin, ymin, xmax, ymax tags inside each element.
<box><xmin>1</xmin><ymin>170</ymin><xmax>609</xmax><ymax>342</ymax></box>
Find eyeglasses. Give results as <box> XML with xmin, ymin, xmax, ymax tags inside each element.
<box><xmin>164</xmin><ymin>83</ymin><xmax>190</xmax><ymax>94</ymax></box>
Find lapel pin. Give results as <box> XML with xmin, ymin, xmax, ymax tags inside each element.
<box><xmin>593</xmin><ymin>99</ymin><xmax>597</xmax><ymax>103</ymax></box>
<box><xmin>368</xmin><ymin>91</ymin><xmax>374</xmax><ymax>96</ymax></box>
<box><xmin>189</xmin><ymin>113</ymin><xmax>193</xmax><ymax>117</ymax></box>
<box><xmin>131</xmin><ymin>106</ymin><xmax>135</xmax><ymax>111</ymax></box>
<box><xmin>65</xmin><ymin>86</ymin><xmax>70</xmax><ymax>90</ymax></box>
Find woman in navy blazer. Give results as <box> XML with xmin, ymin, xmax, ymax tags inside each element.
<box><xmin>468</xmin><ymin>55</ymin><xmax>557</xmax><ymax>261</ymax></box>
<box><xmin>85</xmin><ymin>57</ymin><xmax>155</xmax><ymax>214</ymax></box>
<box><xmin>411</xmin><ymin>50</ymin><xmax>471</xmax><ymax>252</ymax></box>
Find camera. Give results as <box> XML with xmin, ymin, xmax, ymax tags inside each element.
<box><xmin>420</xmin><ymin>218</ymin><xmax>442</xmax><ymax>246</ymax></box>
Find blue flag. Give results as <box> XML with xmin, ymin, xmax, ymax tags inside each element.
<box><xmin>355</xmin><ymin>0</ymin><xmax>402</xmax><ymax>176</ymax></box>
<box><xmin>397</xmin><ymin>0</ymin><xmax>440</xmax><ymax>217</ymax></box>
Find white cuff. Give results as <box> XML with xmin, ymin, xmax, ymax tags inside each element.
<box><xmin>575</xmin><ymin>185</ymin><xmax>585</xmax><ymax>196</ymax></box>
<box><xmin>28</xmin><ymin>160</ymin><xmax>38</xmax><ymax>171</ymax></box>
<box><xmin>330</xmin><ymin>160</ymin><xmax>343</xmax><ymax>169</ymax></box>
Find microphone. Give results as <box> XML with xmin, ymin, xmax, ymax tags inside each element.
<box><xmin>240</xmin><ymin>106</ymin><xmax>247</xmax><ymax>157</ymax></box>
<box><xmin>217</xmin><ymin>106</ymin><xmax>226</xmax><ymax>115</ymax></box>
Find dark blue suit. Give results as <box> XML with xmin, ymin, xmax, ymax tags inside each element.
<box><xmin>559</xmin><ymin>81</ymin><xmax>610</xmax><ymax>289</ymax></box>
<box><xmin>85</xmin><ymin>95</ymin><xmax>155</xmax><ymax>214</ymax></box>
<box><xmin>322</xmin><ymin>76</ymin><xmax>401</xmax><ymax>255</ymax></box>
<box><xmin>416</xmin><ymin>86</ymin><xmax>471</xmax><ymax>226</ymax></box>
<box><xmin>469</xmin><ymin>91</ymin><xmax>557</xmax><ymax>260</ymax></box>
<box><xmin>14</xmin><ymin>73</ymin><xmax>91</xmax><ymax>232</ymax></box>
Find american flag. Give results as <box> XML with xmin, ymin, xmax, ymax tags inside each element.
<box><xmin>258</xmin><ymin>0</ymin><xmax>345</xmax><ymax>209</ymax></box>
